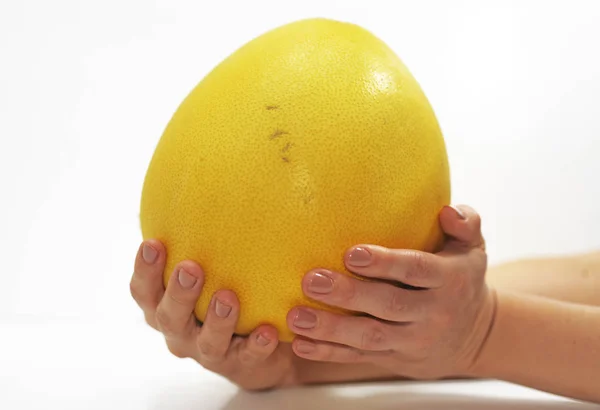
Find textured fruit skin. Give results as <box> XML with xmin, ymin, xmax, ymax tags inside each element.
<box><xmin>140</xmin><ymin>18</ymin><xmax>450</xmax><ymax>342</ymax></box>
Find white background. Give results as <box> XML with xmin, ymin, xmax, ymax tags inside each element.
<box><xmin>0</xmin><ymin>0</ymin><xmax>599</xmax><ymax>409</ymax></box>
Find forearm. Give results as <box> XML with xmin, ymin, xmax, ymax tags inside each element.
<box><xmin>294</xmin><ymin>359</ymin><xmax>405</xmax><ymax>385</ymax></box>
<box><xmin>470</xmin><ymin>289</ymin><xmax>600</xmax><ymax>403</ymax></box>
<box><xmin>295</xmin><ymin>251</ymin><xmax>600</xmax><ymax>388</ymax></box>
<box><xmin>486</xmin><ymin>250</ymin><xmax>600</xmax><ymax>306</ymax></box>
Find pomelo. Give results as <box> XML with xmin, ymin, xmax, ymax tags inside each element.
<box><xmin>140</xmin><ymin>18</ymin><xmax>450</xmax><ymax>341</ymax></box>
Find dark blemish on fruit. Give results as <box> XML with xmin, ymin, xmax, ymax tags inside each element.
<box><xmin>269</xmin><ymin>129</ymin><xmax>288</xmax><ymax>140</ymax></box>
<box><xmin>281</xmin><ymin>142</ymin><xmax>293</xmax><ymax>153</ymax></box>
<box><xmin>281</xmin><ymin>156</ymin><xmax>290</xmax><ymax>163</ymax></box>
<box><xmin>303</xmin><ymin>193</ymin><xmax>314</xmax><ymax>205</ymax></box>
<box><xmin>266</xmin><ymin>105</ymin><xmax>279</xmax><ymax>110</ymax></box>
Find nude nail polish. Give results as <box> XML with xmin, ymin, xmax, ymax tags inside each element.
<box><xmin>446</xmin><ymin>205</ymin><xmax>466</xmax><ymax>220</ymax></box>
<box><xmin>308</xmin><ymin>272</ymin><xmax>334</xmax><ymax>294</ymax></box>
<box><xmin>142</xmin><ymin>243</ymin><xmax>158</xmax><ymax>264</ymax></box>
<box><xmin>215</xmin><ymin>299</ymin><xmax>232</xmax><ymax>318</ymax></box>
<box><xmin>347</xmin><ymin>247</ymin><xmax>372</xmax><ymax>267</ymax></box>
<box><xmin>178</xmin><ymin>268</ymin><xmax>197</xmax><ymax>288</ymax></box>
<box><xmin>293</xmin><ymin>309</ymin><xmax>317</xmax><ymax>329</ymax></box>
<box><xmin>296</xmin><ymin>340</ymin><xmax>316</xmax><ymax>354</ymax></box>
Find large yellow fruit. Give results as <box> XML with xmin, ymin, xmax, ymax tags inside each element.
<box><xmin>140</xmin><ymin>18</ymin><xmax>450</xmax><ymax>342</ymax></box>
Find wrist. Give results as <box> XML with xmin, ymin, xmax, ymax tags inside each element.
<box><xmin>459</xmin><ymin>285</ymin><xmax>499</xmax><ymax>378</ymax></box>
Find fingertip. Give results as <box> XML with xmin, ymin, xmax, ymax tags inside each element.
<box><xmin>168</xmin><ymin>260</ymin><xmax>206</xmax><ymax>290</ymax></box>
<box><xmin>211</xmin><ymin>289</ymin><xmax>240</xmax><ymax>310</ymax></box>
<box><xmin>250</xmin><ymin>325</ymin><xmax>278</xmax><ymax>350</ymax></box>
<box><xmin>291</xmin><ymin>337</ymin><xmax>317</xmax><ymax>358</ymax></box>
<box><xmin>440</xmin><ymin>204</ymin><xmax>483</xmax><ymax>245</ymax></box>
<box><xmin>286</xmin><ymin>307</ymin><xmax>301</xmax><ymax>330</ymax></box>
<box><xmin>139</xmin><ymin>239</ymin><xmax>165</xmax><ymax>264</ymax></box>
<box><xmin>140</xmin><ymin>238</ymin><xmax>166</xmax><ymax>257</ymax></box>
<box><xmin>343</xmin><ymin>243</ymin><xmax>385</xmax><ymax>263</ymax></box>
<box><xmin>133</xmin><ymin>240</ymin><xmax>167</xmax><ymax>284</ymax></box>
<box><xmin>143</xmin><ymin>238</ymin><xmax>166</xmax><ymax>249</ymax></box>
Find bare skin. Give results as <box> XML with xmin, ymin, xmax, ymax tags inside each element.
<box><xmin>130</xmin><ymin>205</ymin><xmax>600</xmax><ymax>402</ymax></box>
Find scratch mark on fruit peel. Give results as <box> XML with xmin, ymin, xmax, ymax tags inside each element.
<box><xmin>281</xmin><ymin>156</ymin><xmax>290</xmax><ymax>163</ymax></box>
<box><xmin>266</xmin><ymin>105</ymin><xmax>279</xmax><ymax>110</ymax></box>
<box><xmin>269</xmin><ymin>129</ymin><xmax>288</xmax><ymax>140</ymax></box>
<box><xmin>281</xmin><ymin>142</ymin><xmax>293</xmax><ymax>153</ymax></box>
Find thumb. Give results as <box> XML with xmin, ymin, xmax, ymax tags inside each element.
<box><xmin>439</xmin><ymin>204</ymin><xmax>485</xmax><ymax>250</ymax></box>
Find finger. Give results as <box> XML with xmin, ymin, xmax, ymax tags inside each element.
<box><xmin>196</xmin><ymin>289</ymin><xmax>240</xmax><ymax>364</ymax></box>
<box><xmin>155</xmin><ymin>260</ymin><xmax>204</xmax><ymax>340</ymax></box>
<box><xmin>302</xmin><ymin>269</ymin><xmax>432</xmax><ymax>322</ymax></box>
<box><xmin>130</xmin><ymin>240</ymin><xmax>167</xmax><ymax>328</ymax></box>
<box><xmin>439</xmin><ymin>205</ymin><xmax>485</xmax><ymax>250</ymax></box>
<box><xmin>344</xmin><ymin>245</ymin><xmax>446</xmax><ymax>288</ymax></box>
<box><xmin>287</xmin><ymin>307</ymin><xmax>395</xmax><ymax>351</ymax></box>
<box><xmin>292</xmin><ymin>337</ymin><xmax>373</xmax><ymax>363</ymax></box>
<box><xmin>235</xmin><ymin>324</ymin><xmax>279</xmax><ymax>367</ymax></box>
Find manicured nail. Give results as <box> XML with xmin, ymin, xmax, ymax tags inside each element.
<box><xmin>293</xmin><ymin>309</ymin><xmax>317</xmax><ymax>329</ymax></box>
<box><xmin>178</xmin><ymin>268</ymin><xmax>197</xmax><ymax>289</ymax></box>
<box><xmin>347</xmin><ymin>247</ymin><xmax>372</xmax><ymax>267</ymax></box>
<box><xmin>308</xmin><ymin>271</ymin><xmax>334</xmax><ymax>294</ymax></box>
<box><xmin>215</xmin><ymin>299</ymin><xmax>232</xmax><ymax>318</ymax></box>
<box><xmin>446</xmin><ymin>205</ymin><xmax>466</xmax><ymax>220</ymax></box>
<box><xmin>142</xmin><ymin>243</ymin><xmax>158</xmax><ymax>264</ymax></box>
<box><xmin>256</xmin><ymin>333</ymin><xmax>270</xmax><ymax>346</ymax></box>
<box><xmin>296</xmin><ymin>340</ymin><xmax>316</xmax><ymax>354</ymax></box>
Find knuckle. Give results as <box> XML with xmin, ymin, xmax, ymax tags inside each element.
<box><xmin>385</xmin><ymin>288</ymin><xmax>408</xmax><ymax>317</ymax></box>
<box><xmin>167</xmin><ymin>290</ymin><xmax>190</xmax><ymax>307</ymax></box>
<box><xmin>316</xmin><ymin>316</ymin><xmax>338</xmax><ymax>341</ymax></box>
<box><xmin>360</xmin><ymin>325</ymin><xmax>387</xmax><ymax>350</ymax></box>
<box><xmin>339</xmin><ymin>276</ymin><xmax>359</xmax><ymax>305</ymax></box>
<box><xmin>155</xmin><ymin>307</ymin><xmax>176</xmax><ymax>335</ymax></box>
<box><xmin>312</xmin><ymin>344</ymin><xmax>334</xmax><ymax>362</ymax></box>
<box><xmin>144</xmin><ymin>312</ymin><xmax>158</xmax><ymax>330</ymax></box>
<box><xmin>344</xmin><ymin>347</ymin><xmax>364</xmax><ymax>363</ymax></box>
<box><xmin>406</xmin><ymin>251</ymin><xmax>430</xmax><ymax>281</ymax></box>
<box><xmin>129</xmin><ymin>280</ymin><xmax>146</xmax><ymax>304</ymax></box>
<box><xmin>197</xmin><ymin>340</ymin><xmax>223</xmax><ymax>360</ymax></box>
<box><xmin>238</xmin><ymin>349</ymin><xmax>261</xmax><ymax>366</ymax></box>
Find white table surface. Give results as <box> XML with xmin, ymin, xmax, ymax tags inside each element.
<box><xmin>1</xmin><ymin>318</ymin><xmax>597</xmax><ymax>410</ymax></box>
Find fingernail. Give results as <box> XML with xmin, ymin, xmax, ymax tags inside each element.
<box><xmin>446</xmin><ymin>205</ymin><xmax>466</xmax><ymax>220</ymax></box>
<box><xmin>293</xmin><ymin>309</ymin><xmax>317</xmax><ymax>329</ymax></box>
<box><xmin>215</xmin><ymin>299</ymin><xmax>232</xmax><ymax>318</ymax></box>
<box><xmin>308</xmin><ymin>272</ymin><xmax>334</xmax><ymax>294</ymax></box>
<box><xmin>256</xmin><ymin>333</ymin><xmax>270</xmax><ymax>346</ymax></box>
<box><xmin>296</xmin><ymin>340</ymin><xmax>316</xmax><ymax>354</ymax></box>
<box><xmin>347</xmin><ymin>247</ymin><xmax>372</xmax><ymax>267</ymax></box>
<box><xmin>142</xmin><ymin>243</ymin><xmax>158</xmax><ymax>264</ymax></box>
<box><xmin>178</xmin><ymin>268</ymin><xmax>197</xmax><ymax>289</ymax></box>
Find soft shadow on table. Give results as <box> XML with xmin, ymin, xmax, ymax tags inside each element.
<box><xmin>151</xmin><ymin>381</ymin><xmax>597</xmax><ymax>410</ymax></box>
<box><xmin>222</xmin><ymin>389</ymin><xmax>594</xmax><ymax>410</ymax></box>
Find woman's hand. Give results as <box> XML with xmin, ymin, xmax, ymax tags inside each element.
<box><xmin>287</xmin><ymin>205</ymin><xmax>496</xmax><ymax>380</ymax></box>
<box><xmin>129</xmin><ymin>240</ymin><xmax>298</xmax><ymax>391</ymax></box>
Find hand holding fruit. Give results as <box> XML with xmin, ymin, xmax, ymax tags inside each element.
<box><xmin>129</xmin><ymin>240</ymin><xmax>300</xmax><ymax>391</ymax></box>
<box><xmin>130</xmin><ymin>205</ymin><xmax>494</xmax><ymax>386</ymax></box>
<box><xmin>287</xmin><ymin>205</ymin><xmax>495</xmax><ymax>380</ymax></box>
